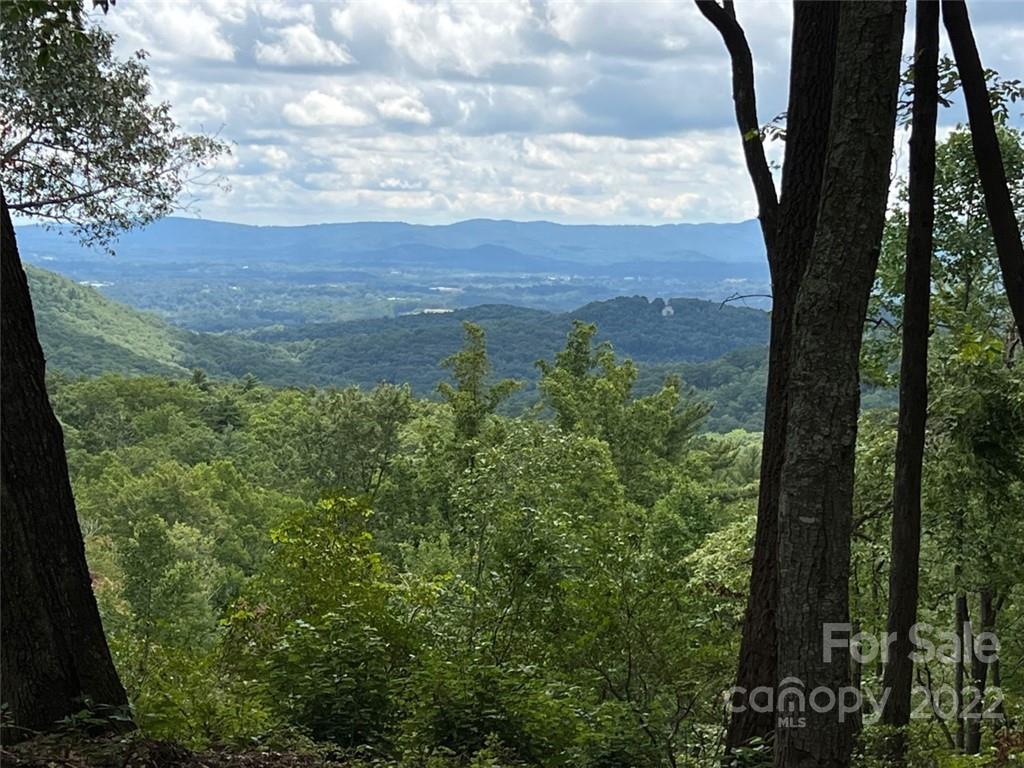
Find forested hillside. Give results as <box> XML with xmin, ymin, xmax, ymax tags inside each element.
<box><xmin>26</xmin><ymin>265</ymin><xmax>186</xmax><ymax>377</ymax></box>
<box><xmin>29</xmin><ymin>265</ymin><xmax>776</xmax><ymax>430</ymax></box>
<box><xmin>246</xmin><ymin>295</ymin><xmax>769</xmax><ymax>388</ymax></box>
<box><xmin>25</xmin><ymin>265</ymin><xmax>302</xmax><ymax>379</ymax></box>
<box><xmin>5</xmin><ymin>2</ymin><xmax>1024</xmax><ymax>767</ymax></box>
<box><xmin>38</xmin><ymin>316</ymin><xmax>1023</xmax><ymax>767</ymax></box>
<box><xmin>44</xmin><ymin>325</ymin><xmax>765</xmax><ymax>766</ymax></box>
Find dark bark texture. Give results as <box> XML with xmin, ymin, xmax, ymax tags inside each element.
<box><xmin>954</xmin><ymin>590</ymin><xmax>968</xmax><ymax>750</ymax></box>
<box><xmin>775</xmin><ymin>3</ymin><xmax>906</xmax><ymax>767</ymax></box>
<box><xmin>942</xmin><ymin>0</ymin><xmax>1024</xmax><ymax>341</ymax></box>
<box><xmin>881</xmin><ymin>0</ymin><xmax>939</xmax><ymax>742</ymax></box>
<box><xmin>694</xmin><ymin>0</ymin><xmax>779</xmax><ymax>252</ymax></box>
<box><xmin>964</xmin><ymin>589</ymin><xmax>996</xmax><ymax>754</ymax></box>
<box><xmin>1</xmin><ymin>188</ymin><xmax>128</xmax><ymax>741</ymax></box>
<box><xmin>724</xmin><ymin>1</ymin><xmax>840</xmax><ymax>751</ymax></box>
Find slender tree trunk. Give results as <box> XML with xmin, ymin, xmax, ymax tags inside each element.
<box><xmin>965</xmin><ymin>589</ymin><xmax>995</xmax><ymax>754</ymax></box>
<box><xmin>0</xmin><ymin>188</ymin><xmax>129</xmax><ymax>741</ymax></box>
<box><xmin>850</xmin><ymin>618</ymin><xmax>863</xmax><ymax>735</ymax></box>
<box><xmin>706</xmin><ymin>3</ymin><xmax>840</xmax><ymax>751</ymax></box>
<box><xmin>990</xmin><ymin>593</ymin><xmax>1006</xmax><ymax>725</ymax></box>
<box><xmin>880</xmin><ymin>2</ymin><xmax>939</xmax><ymax>756</ymax></box>
<box><xmin>775</xmin><ymin>4</ymin><xmax>905</xmax><ymax>767</ymax></box>
<box><xmin>942</xmin><ymin>0</ymin><xmax>1024</xmax><ymax>340</ymax></box>
<box><xmin>991</xmin><ymin>656</ymin><xmax>1003</xmax><ymax>729</ymax></box>
<box><xmin>954</xmin><ymin>590</ymin><xmax>968</xmax><ymax>751</ymax></box>
<box><xmin>872</xmin><ymin>562</ymin><xmax>885</xmax><ymax>680</ymax></box>
<box><xmin>990</xmin><ymin>642</ymin><xmax>1004</xmax><ymax>727</ymax></box>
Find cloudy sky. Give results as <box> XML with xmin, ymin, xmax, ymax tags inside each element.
<box><xmin>94</xmin><ymin>1</ymin><xmax>1024</xmax><ymax>226</ymax></box>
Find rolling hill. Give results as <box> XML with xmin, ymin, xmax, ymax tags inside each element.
<box><xmin>28</xmin><ymin>265</ymin><xmax>773</xmax><ymax>429</ymax></box>
<box><xmin>26</xmin><ymin>265</ymin><xmax>303</xmax><ymax>380</ymax></box>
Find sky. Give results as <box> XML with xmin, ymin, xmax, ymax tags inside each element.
<box><xmin>92</xmin><ymin>0</ymin><xmax>1024</xmax><ymax>227</ymax></box>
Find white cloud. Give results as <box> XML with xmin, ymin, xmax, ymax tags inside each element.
<box><xmin>330</xmin><ymin>0</ymin><xmax>539</xmax><ymax>77</ymax></box>
<box><xmin>377</xmin><ymin>95</ymin><xmax>432</xmax><ymax>125</ymax></box>
<box><xmin>203</xmin><ymin>0</ymin><xmax>249</xmax><ymax>25</ymax></box>
<box><xmin>519</xmin><ymin>138</ymin><xmax>564</xmax><ymax>170</ymax></box>
<box><xmin>548</xmin><ymin>3</ymin><xmax>705</xmax><ymax>60</ymax></box>
<box><xmin>89</xmin><ymin>0</ymin><xmax>1023</xmax><ymax>226</ymax></box>
<box><xmin>195</xmin><ymin>127</ymin><xmax>762</xmax><ymax>225</ymax></box>
<box><xmin>282</xmin><ymin>91</ymin><xmax>374</xmax><ymax>127</ymax></box>
<box><xmin>188</xmin><ymin>96</ymin><xmax>228</xmax><ymax>124</ymax></box>
<box><xmin>211</xmin><ymin>151</ymin><xmax>240</xmax><ymax>172</ymax></box>
<box><xmin>255</xmin><ymin>2</ymin><xmax>315</xmax><ymax>24</ymax></box>
<box><xmin>110</xmin><ymin>5</ymin><xmax>236</xmax><ymax>62</ymax></box>
<box><xmin>254</xmin><ymin>24</ymin><xmax>354</xmax><ymax>67</ymax></box>
<box><xmin>259</xmin><ymin>146</ymin><xmax>291</xmax><ymax>170</ymax></box>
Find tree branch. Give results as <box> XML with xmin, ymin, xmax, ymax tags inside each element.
<box><xmin>719</xmin><ymin>292</ymin><xmax>773</xmax><ymax>308</ymax></box>
<box><xmin>917</xmin><ymin>663</ymin><xmax>957</xmax><ymax>749</ymax></box>
<box><xmin>1</xmin><ymin>131</ymin><xmax>38</xmax><ymax>165</ymax></box>
<box><xmin>695</xmin><ymin>0</ymin><xmax>779</xmax><ymax>255</ymax></box>
<box><xmin>942</xmin><ymin>0</ymin><xmax>1024</xmax><ymax>343</ymax></box>
<box><xmin>7</xmin><ymin>183</ymin><xmax>118</xmax><ymax>212</ymax></box>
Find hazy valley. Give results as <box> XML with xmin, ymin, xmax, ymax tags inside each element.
<box><xmin>18</xmin><ymin>216</ymin><xmax>770</xmax><ymax>331</ymax></box>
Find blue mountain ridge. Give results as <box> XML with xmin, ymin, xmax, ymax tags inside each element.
<box><xmin>16</xmin><ymin>216</ymin><xmax>767</xmax><ymax>269</ymax></box>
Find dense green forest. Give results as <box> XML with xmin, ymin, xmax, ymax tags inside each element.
<box><xmin>23</xmin><ymin>122</ymin><xmax>1020</xmax><ymax>768</ymax></box>
<box><xmin>50</xmin><ymin>325</ymin><xmax>757</xmax><ymax>765</ymax></box>
<box><xmin>30</xmin><ymin>264</ymin><xmax>789</xmax><ymax>431</ymax></box>
<box><xmin>25</xmin><ymin>265</ymin><xmax>305</xmax><ymax>380</ymax></box>
<box><xmin>4</xmin><ymin>1</ymin><xmax>1024</xmax><ymax>767</ymax></box>
<box><xmin>44</xmin><ymin>309</ymin><xmax>1023</xmax><ymax>766</ymax></box>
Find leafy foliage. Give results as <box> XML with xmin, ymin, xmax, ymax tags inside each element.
<box><xmin>13</xmin><ymin>11</ymin><xmax>1022</xmax><ymax>759</ymax></box>
<box><xmin>28</xmin><ymin>266</ymin><xmax>781</xmax><ymax>430</ymax></box>
<box><xmin>867</xmin><ymin>125</ymin><xmax>1024</xmax><ymax>380</ymax></box>
<box><xmin>851</xmin><ymin>125</ymin><xmax>1024</xmax><ymax>765</ymax></box>
<box><xmin>44</xmin><ymin>255</ymin><xmax>1022</xmax><ymax>765</ymax></box>
<box><xmin>0</xmin><ymin>2</ymin><xmax>227</xmax><ymax>247</ymax></box>
<box><xmin>53</xmin><ymin>324</ymin><xmax>764</xmax><ymax>764</ymax></box>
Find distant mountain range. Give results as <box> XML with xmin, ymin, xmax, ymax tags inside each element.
<box><xmin>18</xmin><ymin>216</ymin><xmax>767</xmax><ymax>267</ymax></box>
<box><xmin>17</xmin><ymin>217</ymin><xmax>771</xmax><ymax>331</ymax></box>
<box><xmin>21</xmin><ymin>216</ymin><xmax>776</xmax><ymax>429</ymax></box>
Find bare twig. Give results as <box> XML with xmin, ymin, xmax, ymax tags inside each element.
<box><xmin>719</xmin><ymin>292</ymin><xmax>773</xmax><ymax>309</ymax></box>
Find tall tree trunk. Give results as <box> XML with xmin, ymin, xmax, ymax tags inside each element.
<box><xmin>965</xmin><ymin>589</ymin><xmax>995</xmax><ymax>754</ymax></box>
<box><xmin>850</xmin><ymin>618</ymin><xmax>863</xmax><ymax>735</ymax></box>
<box><xmin>880</xmin><ymin>1</ymin><xmax>939</xmax><ymax>755</ymax></box>
<box><xmin>872</xmin><ymin>561</ymin><xmax>885</xmax><ymax>680</ymax></box>
<box><xmin>775</xmin><ymin>3</ymin><xmax>905</xmax><ymax>767</ymax></box>
<box><xmin>1</xmin><ymin>188</ymin><xmax>129</xmax><ymax>741</ymax></box>
<box><xmin>954</xmin><ymin>590</ymin><xmax>968</xmax><ymax>751</ymax></box>
<box><xmin>698</xmin><ymin>2</ymin><xmax>840</xmax><ymax>751</ymax></box>
<box><xmin>990</xmin><ymin>593</ymin><xmax>1006</xmax><ymax>724</ymax></box>
<box><xmin>942</xmin><ymin>0</ymin><xmax>1024</xmax><ymax>340</ymax></box>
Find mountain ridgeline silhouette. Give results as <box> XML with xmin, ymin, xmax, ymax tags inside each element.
<box><xmin>18</xmin><ymin>216</ymin><xmax>768</xmax><ymax>269</ymax></box>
